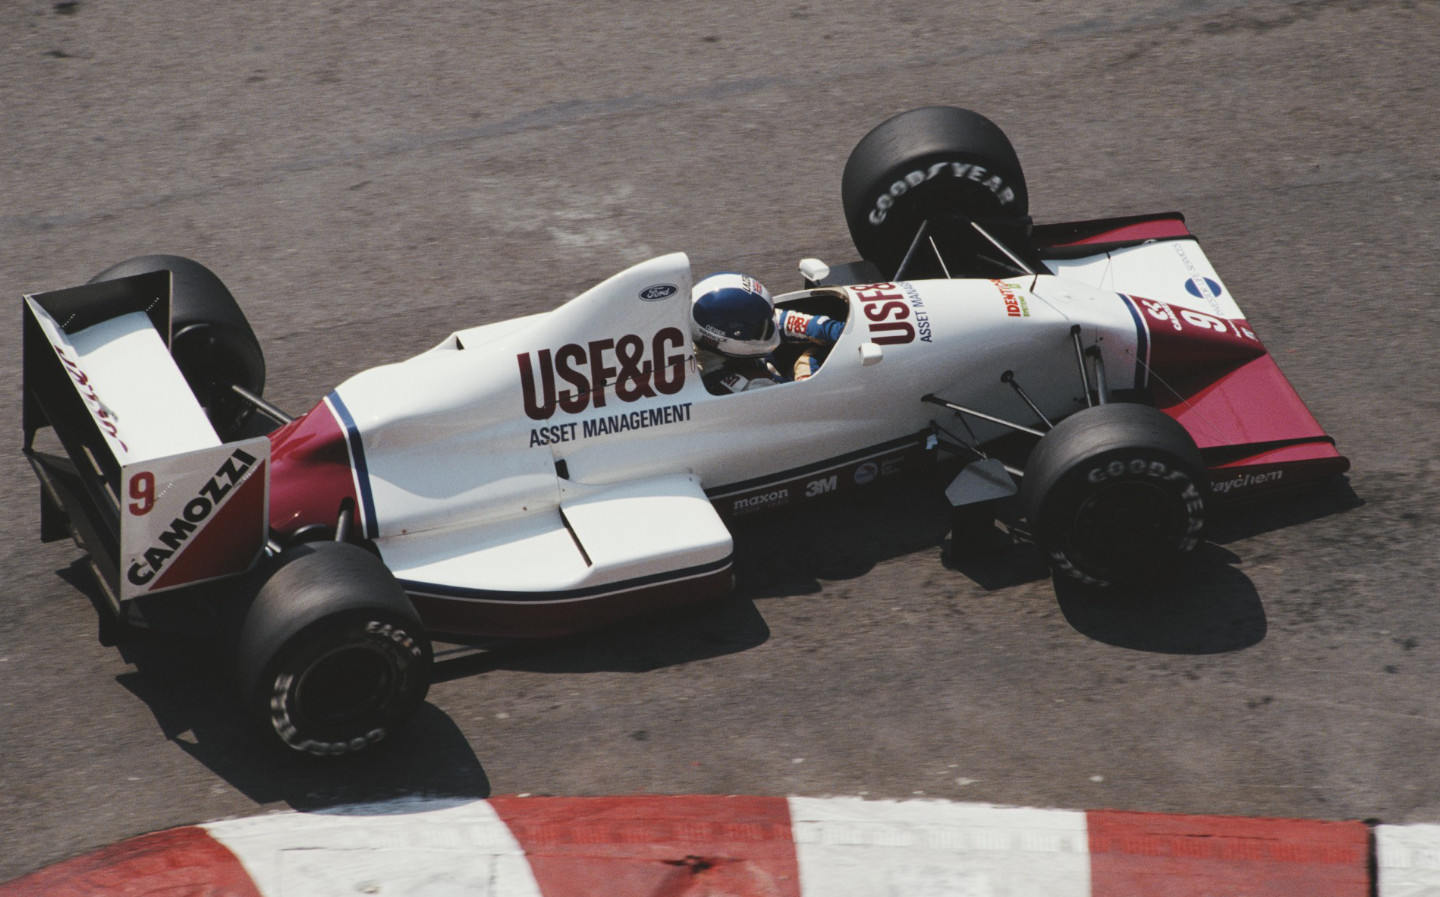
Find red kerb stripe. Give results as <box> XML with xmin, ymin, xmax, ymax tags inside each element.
<box><xmin>0</xmin><ymin>827</ymin><xmax>260</xmax><ymax>897</ymax></box>
<box><xmin>489</xmin><ymin>794</ymin><xmax>801</xmax><ymax>897</ymax></box>
<box><xmin>1087</xmin><ymin>810</ymin><xmax>1371</xmax><ymax>897</ymax></box>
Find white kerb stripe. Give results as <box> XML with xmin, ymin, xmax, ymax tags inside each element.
<box><xmin>787</xmin><ymin>797</ymin><xmax>1091</xmax><ymax>897</ymax></box>
<box><xmin>1376</xmin><ymin>823</ymin><xmax>1440</xmax><ymax>896</ymax></box>
<box><xmin>203</xmin><ymin>798</ymin><xmax>543</xmax><ymax>897</ymax></box>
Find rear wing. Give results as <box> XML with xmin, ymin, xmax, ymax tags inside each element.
<box><xmin>23</xmin><ymin>273</ymin><xmax>269</xmax><ymax>615</ymax></box>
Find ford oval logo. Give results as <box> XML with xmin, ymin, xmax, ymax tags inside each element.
<box><xmin>639</xmin><ymin>283</ymin><xmax>678</xmax><ymax>302</ymax></box>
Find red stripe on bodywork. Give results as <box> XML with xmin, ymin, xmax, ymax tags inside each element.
<box><xmin>1087</xmin><ymin>810</ymin><xmax>1371</xmax><ymax>897</ymax></box>
<box><xmin>1035</xmin><ymin>214</ymin><xmax>1192</xmax><ymax>248</ymax></box>
<box><xmin>266</xmin><ymin>400</ymin><xmax>360</xmax><ymax>538</ymax></box>
<box><xmin>1064</xmin><ymin>217</ymin><xmax>1191</xmax><ymax>245</ymax></box>
<box><xmin>489</xmin><ymin>795</ymin><xmax>800</xmax><ymax>897</ymax></box>
<box><xmin>0</xmin><ymin>827</ymin><xmax>260</xmax><ymax>897</ymax></box>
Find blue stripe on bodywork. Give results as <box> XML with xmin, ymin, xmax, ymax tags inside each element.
<box><xmin>325</xmin><ymin>390</ymin><xmax>379</xmax><ymax>539</ymax></box>
<box><xmin>1118</xmin><ymin>293</ymin><xmax>1150</xmax><ymax>390</ymax></box>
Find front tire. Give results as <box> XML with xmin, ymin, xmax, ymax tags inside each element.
<box><xmin>841</xmin><ymin>106</ymin><xmax>1031</xmax><ymax>278</ymax></box>
<box><xmin>233</xmin><ymin>542</ymin><xmax>432</xmax><ymax>755</ymax></box>
<box><xmin>1021</xmin><ymin>404</ymin><xmax>1207</xmax><ymax>589</ymax></box>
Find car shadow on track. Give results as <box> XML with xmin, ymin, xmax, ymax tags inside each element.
<box><xmin>731</xmin><ymin>467</ymin><xmax>962</xmax><ymax>595</ymax></box>
<box><xmin>1205</xmin><ymin>475</ymin><xmax>1363</xmax><ymax>544</ymax></box>
<box><xmin>1052</xmin><ymin>543</ymin><xmax>1267</xmax><ymax>654</ymax></box>
<box><xmin>113</xmin><ymin>639</ymin><xmax>492</xmax><ymax>807</ymax></box>
<box><xmin>46</xmin><ymin>554</ymin><xmax>489</xmax><ymax>810</ymax></box>
<box><xmin>89</xmin><ymin>471</ymin><xmax>1360</xmax><ymax>800</ymax></box>
<box><xmin>424</xmin><ymin>470</ymin><xmax>963</xmax><ymax>685</ymax></box>
<box><xmin>727</xmin><ymin>468</ymin><xmax>1362</xmax><ymax>657</ymax></box>
<box><xmin>435</xmin><ymin>470</ymin><xmax>1365</xmax><ymax>678</ymax></box>
<box><xmin>428</xmin><ymin>591</ymin><xmax>772</xmax><ymax>682</ymax></box>
<box><xmin>98</xmin><ymin>573</ymin><xmax>777</xmax><ymax>809</ymax></box>
<box><xmin>1052</xmin><ymin>477</ymin><xmax>1362</xmax><ymax>655</ymax></box>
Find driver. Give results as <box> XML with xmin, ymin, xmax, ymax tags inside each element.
<box><xmin>691</xmin><ymin>273</ymin><xmax>844</xmax><ymax>394</ymax></box>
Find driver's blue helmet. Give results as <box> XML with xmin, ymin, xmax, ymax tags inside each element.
<box><xmin>691</xmin><ymin>273</ymin><xmax>780</xmax><ymax>358</ymax></box>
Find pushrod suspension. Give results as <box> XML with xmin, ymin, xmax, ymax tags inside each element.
<box><xmin>1069</xmin><ymin>325</ymin><xmax>1093</xmax><ymax>409</ymax></box>
<box><xmin>1000</xmin><ymin>370</ymin><xmax>1053</xmax><ymax>430</ymax></box>
<box><xmin>922</xmin><ymin>393</ymin><xmax>1047</xmax><ymax>438</ymax></box>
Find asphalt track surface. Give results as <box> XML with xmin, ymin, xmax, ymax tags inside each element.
<box><xmin>2</xmin><ymin>0</ymin><xmax>1439</xmax><ymax>882</ymax></box>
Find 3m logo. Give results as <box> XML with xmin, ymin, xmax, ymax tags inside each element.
<box><xmin>806</xmin><ymin>475</ymin><xmax>838</xmax><ymax>498</ymax></box>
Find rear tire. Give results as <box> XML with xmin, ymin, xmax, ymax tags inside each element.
<box><xmin>233</xmin><ymin>542</ymin><xmax>432</xmax><ymax>756</ymax></box>
<box><xmin>91</xmin><ymin>255</ymin><xmax>265</xmax><ymax>440</ymax></box>
<box><xmin>1021</xmin><ymin>404</ymin><xmax>1207</xmax><ymax>590</ymax></box>
<box><xmin>842</xmin><ymin>106</ymin><xmax>1030</xmax><ymax>278</ymax></box>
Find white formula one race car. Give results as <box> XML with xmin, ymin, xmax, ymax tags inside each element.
<box><xmin>22</xmin><ymin>107</ymin><xmax>1348</xmax><ymax>754</ymax></box>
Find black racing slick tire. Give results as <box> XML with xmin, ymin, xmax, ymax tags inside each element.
<box><xmin>91</xmin><ymin>255</ymin><xmax>266</xmax><ymax>441</ymax></box>
<box><xmin>1020</xmin><ymin>404</ymin><xmax>1207</xmax><ymax>590</ymax></box>
<box><xmin>234</xmin><ymin>542</ymin><xmax>432</xmax><ymax>756</ymax></box>
<box><xmin>842</xmin><ymin>106</ymin><xmax>1031</xmax><ymax>279</ymax></box>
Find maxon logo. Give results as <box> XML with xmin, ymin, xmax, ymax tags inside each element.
<box><xmin>732</xmin><ymin>488</ymin><xmax>789</xmax><ymax>516</ymax></box>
